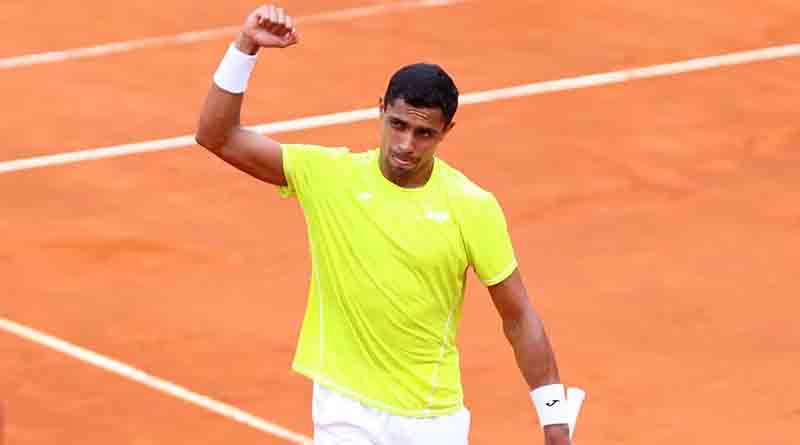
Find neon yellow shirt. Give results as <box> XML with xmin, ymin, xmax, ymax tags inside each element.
<box><xmin>278</xmin><ymin>145</ymin><xmax>517</xmax><ymax>417</ymax></box>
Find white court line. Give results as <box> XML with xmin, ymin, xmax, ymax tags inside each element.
<box><xmin>0</xmin><ymin>0</ymin><xmax>465</xmax><ymax>70</ymax></box>
<box><xmin>0</xmin><ymin>317</ymin><xmax>313</xmax><ymax>445</ymax></box>
<box><xmin>1</xmin><ymin>43</ymin><xmax>797</xmax><ymax>174</ymax></box>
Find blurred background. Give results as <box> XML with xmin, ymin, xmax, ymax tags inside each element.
<box><xmin>1</xmin><ymin>1</ymin><xmax>799</xmax><ymax>443</ymax></box>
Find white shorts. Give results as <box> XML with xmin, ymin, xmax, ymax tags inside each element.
<box><xmin>312</xmin><ymin>383</ymin><xmax>471</xmax><ymax>445</ymax></box>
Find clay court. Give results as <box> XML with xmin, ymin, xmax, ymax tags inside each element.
<box><xmin>1</xmin><ymin>0</ymin><xmax>799</xmax><ymax>443</ymax></box>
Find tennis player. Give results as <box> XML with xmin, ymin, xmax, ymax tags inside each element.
<box><xmin>196</xmin><ymin>5</ymin><xmax>574</xmax><ymax>444</ymax></box>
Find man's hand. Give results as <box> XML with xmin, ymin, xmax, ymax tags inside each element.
<box><xmin>237</xmin><ymin>5</ymin><xmax>299</xmax><ymax>55</ymax></box>
<box><xmin>544</xmin><ymin>424</ymin><xmax>571</xmax><ymax>445</ymax></box>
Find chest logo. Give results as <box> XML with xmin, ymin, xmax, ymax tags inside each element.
<box><xmin>425</xmin><ymin>210</ymin><xmax>450</xmax><ymax>223</ymax></box>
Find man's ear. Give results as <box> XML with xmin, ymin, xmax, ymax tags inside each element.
<box><xmin>443</xmin><ymin>120</ymin><xmax>456</xmax><ymax>135</ymax></box>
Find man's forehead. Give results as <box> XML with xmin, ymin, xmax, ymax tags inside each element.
<box><xmin>385</xmin><ymin>98</ymin><xmax>444</xmax><ymax>126</ymax></box>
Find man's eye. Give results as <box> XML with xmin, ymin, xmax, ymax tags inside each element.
<box><xmin>390</xmin><ymin>120</ymin><xmax>404</xmax><ymax>128</ymax></box>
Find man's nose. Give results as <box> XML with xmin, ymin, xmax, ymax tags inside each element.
<box><xmin>396</xmin><ymin>131</ymin><xmax>414</xmax><ymax>150</ymax></box>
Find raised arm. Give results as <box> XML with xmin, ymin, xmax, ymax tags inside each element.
<box><xmin>488</xmin><ymin>269</ymin><xmax>572</xmax><ymax>445</ymax></box>
<box><xmin>195</xmin><ymin>5</ymin><xmax>299</xmax><ymax>186</ymax></box>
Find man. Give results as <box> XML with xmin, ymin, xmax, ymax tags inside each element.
<box><xmin>196</xmin><ymin>5</ymin><xmax>574</xmax><ymax>444</ymax></box>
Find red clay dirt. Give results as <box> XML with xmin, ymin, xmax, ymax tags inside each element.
<box><xmin>2</xmin><ymin>1</ymin><xmax>799</xmax><ymax>444</ymax></box>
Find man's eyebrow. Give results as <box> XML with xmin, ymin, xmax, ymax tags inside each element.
<box><xmin>387</xmin><ymin>113</ymin><xmax>441</xmax><ymax>132</ymax></box>
<box><xmin>417</xmin><ymin>126</ymin><xmax>440</xmax><ymax>133</ymax></box>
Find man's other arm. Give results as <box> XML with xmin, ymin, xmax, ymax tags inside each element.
<box><xmin>195</xmin><ymin>5</ymin><xmax>298</xmax><ymax>186</ymax></box>
<box><xmin>488</xmin><ymin>269</ymin><xmax>571</xmax><ymax>445</ymax></box>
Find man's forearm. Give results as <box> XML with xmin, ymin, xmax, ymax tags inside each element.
<box><xmin>504</xmin><ymin>308</ymin><xmax>559</xmax><ymax>389</ymax></box>
<box><xmin>196</xmin><ymin>83</ymin><xmax>244</xmax><ymax>151</ymax></box>
<box><xmin>196</xmin><ymin>28</ymin><xmax>288</xmax><ymax>151</ymax></box>
<box><xmin>505</xmin><ymin>310</ymin><xmax>571</xmax><ymax>443</ymax></box>
<box><xmin>489</xmin><ymin>271</ymin><xmax>571</xmax><ymax>443</ymax></box>
<box><xmin>195</xmin><ymin>35</ymin><xmax>257</xmax><ymax>151</ymax></box>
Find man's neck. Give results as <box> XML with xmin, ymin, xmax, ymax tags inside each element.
<box><xmin>379</xmin><ymin>159</ymin><xmax>434</xmax><ymax>189</ymax></box>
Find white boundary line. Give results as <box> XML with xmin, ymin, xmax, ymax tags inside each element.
<box><xmin>0</xmin><ymin>0</ymin><xmax>465</xmax><ymax>70</ymax></box>
<box><xmin>0</xmin><ymin>317</ymin><xmax>313</xmax><ymax>445</ymax></box>
<box><xmin>1</xmin><ymin>43</ymin><xmax>797</xmax><ymax>174</ymax></box>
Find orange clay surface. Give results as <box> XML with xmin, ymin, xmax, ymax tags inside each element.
<box><xmin>1</xmin><ymin>1</ymin><xmax>799</xmax><ymax>444</ymax></box>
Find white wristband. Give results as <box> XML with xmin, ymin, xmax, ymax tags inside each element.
<box><xmin>213</xmin><ymin>42</ymin><xmax>258</xmax><ymax>94</ymax></box>
<box><xmin>531</xmin><ymin>384</ymin><xmax>570</xmax><ymax>428</ymax></box>
<box><xmin>566</xmin><ymin>387</ymin><xmax>586</xmax><ymax>439</ymax></box>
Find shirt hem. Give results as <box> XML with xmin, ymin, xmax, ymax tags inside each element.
<box><xmin>292</xmin><ymin>363</ymin><xmax>464</xmax><ymax>418</ymax></box>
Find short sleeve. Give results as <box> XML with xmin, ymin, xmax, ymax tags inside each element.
<box><xmin>461</xmin><ymin>193</ymin><xmax>518</xmax><ymax>286</ymax></box>
<box><xmin>278</xmin><ymin>144</ymin><xmax>350</xmax><ymax>200</ymax></box>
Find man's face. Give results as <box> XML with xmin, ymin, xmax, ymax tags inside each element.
<box><xmin>379</xmin><ymin>97</ymin><xmax>454</xmax><ymax>186</ymax></box>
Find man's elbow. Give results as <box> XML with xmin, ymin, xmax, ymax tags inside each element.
<box><xmin>195</xmin><ymin>133</ymin><xmax>217</xmax><ymax>151</ymax></box>
<box><xmin>194</xmin><ymin>126</ymin><xmax>226</xmax><ymax>152</ymax></box>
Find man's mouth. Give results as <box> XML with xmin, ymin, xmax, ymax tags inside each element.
<box><xmin>391</xmin><ymin>152</ymin><xmax>416</xmax><ymax>168</ymax></box>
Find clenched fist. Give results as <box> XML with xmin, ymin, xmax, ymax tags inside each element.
<box><xmin>236</xmin><ymin>5</ymin><xmax>299</xmax><ymax>54</ymax></box>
